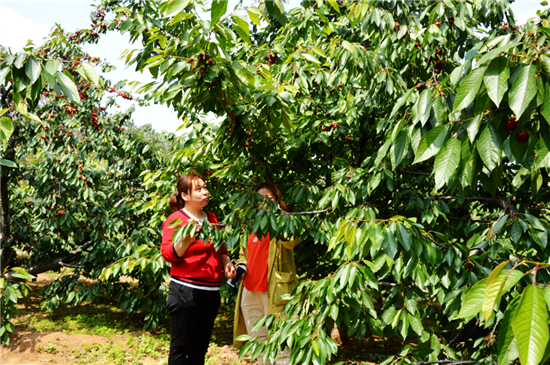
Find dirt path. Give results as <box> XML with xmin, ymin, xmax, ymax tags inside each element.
<box><xmin>1</xmin><ymin>331</ymin><xmax>249</xmax><ymax>365</ymax></box>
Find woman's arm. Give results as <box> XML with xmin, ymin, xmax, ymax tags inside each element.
<box><xmin>161</xmin><ymin>217</ymin><xmax>196</xmax><ymax>262</ymax></box>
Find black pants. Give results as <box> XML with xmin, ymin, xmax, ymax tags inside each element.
<box><xmin>167</xmin><ymin>282</ymin><xmax>221</xmax><ymax>365</ymax></box>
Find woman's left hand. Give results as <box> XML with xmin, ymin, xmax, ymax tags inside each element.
<box><xmin>224</xmin><ymin>261</ymin><xmax>236</xmax><ymax>279</ymax></box>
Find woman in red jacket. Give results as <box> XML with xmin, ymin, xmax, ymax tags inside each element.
<box><xmin>161</xmin><ymin>173</ymin><xmax>235</xmax><ymax>365</ymax></box>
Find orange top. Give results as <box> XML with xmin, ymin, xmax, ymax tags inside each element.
<box><xmin>243</xmin><ymin>233</ymin><xmax>270</xmax><ymax>292</ymax></box>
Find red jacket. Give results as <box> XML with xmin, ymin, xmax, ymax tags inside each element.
<box><xmin>161</xmin><ymin>209</ymin><xmax>228</xmax><ymax>290</ymax></box>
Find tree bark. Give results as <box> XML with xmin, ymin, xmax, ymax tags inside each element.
<box><xmin>3</xmin><ymin>240</ymin><xmax>94</xmax><ymax>281</ymax></box>
<box><xmin>1</xmin><ymin>155</ymin><xmax>12</xmax><ymax>270</ymax></box>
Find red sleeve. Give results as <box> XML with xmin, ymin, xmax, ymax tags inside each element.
<box><xmin>209</xmin><ymin>212</ymin><xmax>228</xmax><ymax>256</ymax></box>
<box><xmin>161</xmin><ymin>213</ymin><xmax>185</xmax><ymax>263</ymax></box>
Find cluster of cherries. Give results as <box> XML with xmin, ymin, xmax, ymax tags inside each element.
<box><xmin>77</xmin><ymin>83</ymin><xmax>91</xmax><ymax>100</ymax></box>
<box><xmin>189</xmin><ymin>53</ymin><xmax>214</xmax><ymax>74</ymax></box>
<box><xmin>505</xmin><ymin>118</ymin><xmax>529</xmax><ymax>143</ymax></box>
<box><xmin>266</xmin><ymin>53</ymin><xmax>278</xmax><ymax>65</ymax></box>
<box><xmin>64</xmin><ymin>105</ymin><xmax>78</xmax><ymax>117</ymax></box>
<box><xmin>118</xmin><ymin>91</ymin><xmax>133</xmax><ymax>100</ymax></box>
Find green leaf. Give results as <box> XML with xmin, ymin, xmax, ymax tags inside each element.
<box><xmin>14</xmin><ymin>53</ymin><xmax>27</xmax><ymax>69</ymax></box>
<box><xmin>456</xmin><ymin>279</ymin><xmax>487</xmax><ymax>319</ymax></box>
<box><xmin>78</xmin><ymin>63</ymin><xmax>100</xmax><ymax>85</ymax></box>
<box><xmin>453</xmin><ymin>67</ymin><xmax>486</xmax><ymax>112</ymax></box>
<box><xmin>509</xmin><ymin>65</ymin><xmax>537</xmax><ymax>119</ymax></box>
<box><xmin>498</xmin><ymin>296</ymin><xmax>520</xmax><ymax>365</ymax></box>
<box><xmin>536</xmin><ymin>135</ymin><xmax>550</xmax><ymax>169</ymax></box>
<box><xmin>232</xmin><ymin>13</ymin><xmax>251</xmax><ymax>43</ymax></box>
<box><xmin>168</xmin><ymin>218</ymin><xmax>182</xmax><ymax>228</ymax></box>
<box><xmin>477</xmin><ymin>123</ymin><xmax>502</xmax><ymax>171</ymax></box>
<box><xmin>487</xmin><ymin>261</ymin><xmax>508</xmax><ymax>286</ymax></box>
<box><xmin>246</xmin><ymin>7</ymin><xmax>262</xmax><ymax>26</ymax></box>
<box><xmin>512</xmin><ymin>285</ymin><xmax>549</xmax><ymax>365</ymax></box>
<box><xmin>389</xmin><ymin>130</ymin><xmax>409</xmax><ymax>169</ymax></box>
<box><xmin>45</xmin><ymin>60</ymin><xmax>59</xmax><ymax>75</ymax></box>
<box><xmin>25</xmin><ymin>56</ymin><xmax>41</xmax><ymax>84</ymax></box>
<box><xmin>265</xmin><ymin>0</ymin><xmax>287</xmax><ymax>26</ymax></box>
<box><xmin>396</xmin><ymin>223</ymin><xmax>411</xmax><ymax>251</ymax></box>
<box><xmin>56</xmin><ymin>72</ymin><xmax>80</xmax><ymax>102</ymax></box>
<box><xmin>416</xmin><ymin>88</ymin><xmax>432</xmax><ymax>126</ymax></box>
<box><xmin>0</xmin><ymin>159</ymin><xmax>17</xmax><ymax>168</ymax></box>
<box><xmin>483</xmin><ymin>56</ymin><xmax>509</xmax><ymax>107</ymax></box>
<box><xmin>477</xmin><ymin>42</ymin><xmax>520</xmax><ymax>66</ymax></box>
<box><xmin>211</xmin><ymin>0</ymin><xmax>228</xmax><ymax>25</ymax></box>
<box><xmin>345</xmin><ymin>224</ymin><xmax>356</xmax><ymax>247</ymax></box>
<box><xmin>327</xmin><ymin>0</ymin><xmax>340</xmax><ymax>13</ymax></box>
<box><xmin>482</xmin><ymin>266</ymin><xmax>513</xmax><ymax>322</ymax></box>
<box><xmin>0</xmin><ymin>116</ymin><xmax>14</xmax><ymax>142</ymax></box>
<box><xmin>467</xmin><ymin>113</ymin><xmax>482</xmax><ymax>144</ymax></box>
<box><xmin>434</xmin><ymin>138</ymin><xmax>461</xmax><ymax>189</ymax></box>
<box><xmin>389</xmin><ymin>88</ymin><xmax>414</xmax><ymax>119</ymax></box>
<box><xmin>164</xmin><ymin>0</ymin><xmax>191</xmax><ymax>17</ymax></box>
<box><xmin>413</xmin><ymin>125</ymin><xmax>448</xmax><ymax>164</ymax></box>
<box><xmin>541</xmin><ymin>83</ymin><xmax>550</xmax><ymax>125</ymax></box>
<box><xmin>301</xmin><ymin>53</ymin><xmax>321</xmax><ymax>65</ymax></box>
<box><xmin>235</xmin><ymin>334</ymin><xmax>250</xmax><ymax>341</ymax></box>
<box><xmin>540</xmin><ymin>55</ymin><xmax>550</xmax><ymax>77</ymax></box>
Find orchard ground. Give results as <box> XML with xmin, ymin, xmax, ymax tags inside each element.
<box><xmin>0</xmin><ymin>271</ymin><xmax>408</xmax><ymax>365</ymax></box>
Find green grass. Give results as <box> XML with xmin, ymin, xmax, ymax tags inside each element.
<box><xmin>9</xmin><ymin>275</ymin><xmax>400</xmax><ymax>364</ymax></box>
<box><xmin>10</xmin><ymin>276</ymin><xmax>242</xmax><ymax>365</ymax></box>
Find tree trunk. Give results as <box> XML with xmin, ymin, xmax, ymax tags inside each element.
<box><xmin>3</xmin><ymin>240</ymin><xmax>94</xmax><ymax>280</ymax></box>
<box><xmin>1</xmin><ymin>161</ymin><xmax>12</xmax><ymax>270</ymax></box>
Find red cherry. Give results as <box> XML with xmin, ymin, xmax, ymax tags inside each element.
<box><xmin>505</xmin><ymin>119</ymin><xmax>517</xmax><ymax>132</ymax></box>
<box><xmin>516</xmin><ymin>131</ymin><xmax>529</xmax><ymax>143</ymax></box>
<box><xmin>189</xmin><ymin>58</ymin><xmax>194</xmax><ymax>62</ymax></box>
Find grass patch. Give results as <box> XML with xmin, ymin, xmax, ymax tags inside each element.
<box><xmin>7</xmin><ymin>274</ymin><xmax>407</xmax><ymax>364</ymax></box>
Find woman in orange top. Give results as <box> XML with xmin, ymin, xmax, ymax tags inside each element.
<box><xmin>233</xmin><ymin>182</ymin><xmax>299</xmax><ymax>365</ymax></box>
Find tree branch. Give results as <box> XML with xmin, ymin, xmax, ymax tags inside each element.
<box><xmin>400</xmin><ymin>170</ymin><xmax>430</xmax><ymax>176</ymax></box>
<box><xmin>495</xmin><ymin>194</ymin><xmax>521</xmax><ymax>216</ymax></box>
<box><xmin>3</xmin><ymin>240</ymin><xmax>94</xmax><ymax>281</ymax></box>
<box><xmin>414</xmin><ymin>361</ymin><xmax>475</xmax><ymax>365</ymax></box>
<box><xmin>423</xmin><ymin>195</ymin><xmax>498</xmax><ymax>203</ymax></box>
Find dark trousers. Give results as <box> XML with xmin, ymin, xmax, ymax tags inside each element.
<box><xmin>167</xmin><ymin>282</ymin><xmax>221</xmax><ymax>365</ymax></box>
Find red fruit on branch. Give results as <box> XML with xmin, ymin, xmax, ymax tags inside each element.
<box><xmin>516</xmin><ymin>131</ymin><xmax>529</xmax><ymax>143</ymax></box>
<box><xmin>189</xmin><ymin>58</ymin><xmax>194</xmax><ymax>62</ymax></box>
<box><xmin>505</xmin><ymin>119</ymin><xmax>517</xmax><ymax>131</ymax></box>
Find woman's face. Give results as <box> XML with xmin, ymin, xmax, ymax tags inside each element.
<box><xmin>182</xmin><ymin>178</ymin><xmax>209</xmax><ymax>208</ymax></box>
